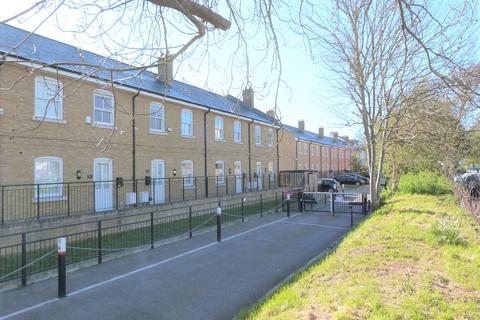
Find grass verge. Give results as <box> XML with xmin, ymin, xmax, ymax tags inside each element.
<box><xmin>240</xmin><ymin>194</ymin><xmax>480</xmax><ymax>319</ymax></box>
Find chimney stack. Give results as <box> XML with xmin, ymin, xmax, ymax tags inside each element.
<box><xmin>243</xmin><ymin>87</ymin><xmax>254</xmax><ymax>108</ymax></box>
<box><xmin>266</xmin><ymin>109</ymin><xmax>275</xmax><ymax>119</ymax></box>
<box><xmin>156</xmin><ymin>55</ymin><xmax>173</xmax><ymax>83</ymax></box>
<box><xmin>342</xmin><ymin>135</ymin><xmax>349</xmax><ymax>144</ymax></box>
<box><xmin>318</xmin><ymin>127</ymin><xmax>324</xmax><ymax>137</ymax></box>
<box><xmin>330</xmin><ymin>131</ymin><xmax>338</xmax><ymax>141</ymax></box>
<box><xmin>298</xmin><ymin>120</ymin><xmax>305</xmax><ymax>133</ymax></box>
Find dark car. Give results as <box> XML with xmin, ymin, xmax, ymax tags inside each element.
<box><xmin>334</xmin><ymin>174</ymin><xmax>363</xmax><ymax>186</ymax></box>
<box><xmin>317</xmin><ymin>178</ymin><xmax>340</xmax><ymax>192</ymax></box>
<box><xmin>349</xmin><ymin>173</ymin><xmax>369</xmax><ymax>184</ymax></box>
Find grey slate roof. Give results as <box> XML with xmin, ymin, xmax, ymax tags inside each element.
<box><xmin>0</xmin><ymin>23</ymin><xmax>346</xmax><ymax>148</ymax></box>
<box><xmin>282</xmin><ymin>124</ymin><xmax>347</xmax><ymax>148</ymax></box>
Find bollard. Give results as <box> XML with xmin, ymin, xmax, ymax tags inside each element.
<box><xmin>189</xmin><ymin>206</ymin><xmax>193</xmax><ymax>238</ymax></box>
<box><xmin>216</xmin><ymin>207</ymin><xmax>222</xmax><ymax>242</ymax></box>
<box><xmin>330</xmin><ymin>193</ymin><xmax>334</xmax><ymax>215</ymax></box>
<box><xmin>350</xmin><ymin>206</ymin><xmax>353</xmax><ymax>228</ymax></box>
<box><xmin>286</xmin><ymin>193</ymin><xmax>291</xmax><ymax>218</ymax></box>
<box><xmin>57</xmin><ymin>237</ymin><xmax>67</xmax><ymax>298</ymax></box>
<box><xmin>241</xmin><ymin>198</ymin><xmax>245</xmax><ymax>223</ymax></box>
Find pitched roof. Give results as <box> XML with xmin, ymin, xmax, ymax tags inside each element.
<box><xmin>0</xmin><ymin>23</ymin><xmax>347</xmax><ymax>148</ymax></box>
<box><xmin>282</xmin><ymin>124</ymin><xmax>348</xmax><ymax>148</ymax></box>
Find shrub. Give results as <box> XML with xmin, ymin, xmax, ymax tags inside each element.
<box><xmin>398</xmin><ymin>171</ymin><xmax>452</xmax><ymax>195</ymax></box>
<box><xmin>431</xmin><ymin>218</ymin><xmax>462</xmax><ymax>245</ymax></box>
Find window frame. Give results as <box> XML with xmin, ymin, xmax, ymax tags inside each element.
<box><xmin>267</xmin><ymin>128</ymin><xmax>274</xmax><ymax>147</ymax></box>
<box><xmin>215</xmin><ymin>160</ymin><xmax>225</xmax><ymax>185</ymax></box>
<box><xmin>255</xmin><ymin>125</ymin><xmax>262</xmax><ymax>146</ymax></box>
<box><xmin>233</xmin><ymin>120</ymin><xmax>242</xmax><ymax>143</ymax></box>
<box><xmin>34</xmin><ymin>76</ymin><xmax>64</xmax><ymax>121</ymax></box>
<box><xmin>181</xmin><ymin>109</ymin><xmax>194</xmax><ymax>137</ymax></box>
<box><xmin>149</xmin><ymin>102</ymin><xmax>165</xmax><ymax>133</ymax></box>
<box><xmin>214</xmin><ymin>116</ymin><xmax>224</xmax><ymax>140</ymax></box>
<box><xmin>34</xmin><ymin>157</ymin><xmax>64</xmax><ymax>199</ymax></box>
<box><xmin>93</xmin><ymin>90</ymin><xmax>115</xmax><ymax>127</ymax></box>
<box><xmin>181</xmin><ymin>160</ymin><xmax>194</xmax><ymax>187</ymax></box>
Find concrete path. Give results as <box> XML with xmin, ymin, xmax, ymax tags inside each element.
<box><xmin>0</xmin><ymin>211</ymin><xmax>363</xmax><ymax>320</ymax></box>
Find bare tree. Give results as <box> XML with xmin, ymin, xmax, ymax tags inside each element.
<box><xmin>300</xmin><ymin>0</ymin><xmax>478</xmax><ymax>206</ymax></box>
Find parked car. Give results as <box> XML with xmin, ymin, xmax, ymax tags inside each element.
<box><xmin>348</xmin><ymin>173</ymin><xmax>370</xmax><ymax>184</ymax></box>
<box><xmin>334</xmin><ymin>174</ymin><xmax>364</xmax><ymax>186</ymax></box>
<box><xmin>317</xmin><ymin>178</ymin><xmax>340</xmax><ymax>192</ymax></box>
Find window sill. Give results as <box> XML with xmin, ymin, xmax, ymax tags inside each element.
<box><xmin>93</xmin><ymin>122</ymin><xmax>115</xmax><ymax>129</ymax></box>
<box><xmin>181</xmin><ymin>135</ymin><xmax>196</xmax><ymax>139</ymax></box>
<box><xmin>150</xmin><ymin>130</ymin><xmax>168</xmax><ymax>135</ymax></box>
<box><xmin>32</xmin><ymin>116</ymin><xmax>67</xmax><ymax>124</ymax></box>
<box><xmin>215</xmin><ymin>139</ymin><xmax>226</xmax><ymax>142</ymax></box>
<box><xmin>233</xmin><ymin>141</ymin><xmax>243</xmax><ymax>144</ymax></box>
<box><xmin>32</xmin><ymin>196</ymin><xmax>67</xmax><ymax>203</ymax></box>
<box><xmin>182</xmin><ymin>185</ymin><xmax>195</xmax><ymax>190</ymax></box>
<box><xmin>255</xmin><ymin>144</ymin><xmax>263</xmax><ymax>147</ymax></box>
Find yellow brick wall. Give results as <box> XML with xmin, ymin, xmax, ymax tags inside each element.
<box><xmin>0</xmin><ymin>64</ymin><xmax>278</xmax><ymax>186</ymax></box>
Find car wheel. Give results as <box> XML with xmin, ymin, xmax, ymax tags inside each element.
<box><xmin>355</xmin><ymin>181</ymin><xmax>360</xmax><ymax>186</ymax></box>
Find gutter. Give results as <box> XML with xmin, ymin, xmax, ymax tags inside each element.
<box><xmin>204</xmin><ymin>108</ymin><xmax>211</xmax><ymax>197</ymax></box>
<box><xmin>132</xmin><ymin>89</ymin><xmax>141</xmax><ymax>191</ymax></box>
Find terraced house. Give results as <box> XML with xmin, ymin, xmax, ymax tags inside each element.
<box><xmin>0</xmin><ymin>23</ymin><xmax>353</xmax><ymax>223</ymax></box>
<box><xmin>279</xmin><ymin>120</ymin><xmax>353</xmax><ymax>175</ymax></box>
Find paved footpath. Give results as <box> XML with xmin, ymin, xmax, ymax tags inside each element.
<box><xmin>0</xmin><ymin>211</ymin><xmax>362</xmax><ymax>320</ymax></box>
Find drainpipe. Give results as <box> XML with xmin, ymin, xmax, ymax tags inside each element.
<box><xmin>319</xmin><ymin>145</ymin><xmax>323</xmax><ymax>176</ymax></box>
<box><xmin>132</xmin><ymin>89</ymin><xmax>141</xmax><ymax>191</ymax></box>
<box><xmin>248</xmin><ymin>119</ymin><xmax>254</xmax><ymax>187</ymax></box>
<box><xmin>295</xmin><ymin>140</ymin><xmax>299</xmax><ymax>170</ymax></box>
<box><xmin>204</xmin><ymin>108</ymin><xmax>211</xmax><ymax>197</ymax></box>
<box><xmin>308</xmin><ymin>142</ymin><xmax>312</xmax><ymax>170</ymax></box>
<box><xmin>276</xmin><ymin>128</ymin><xmax>280</xmax><ymax>187</ymax></box>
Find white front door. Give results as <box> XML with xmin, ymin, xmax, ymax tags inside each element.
<box><xmin>151</xmin><ymin>160</ymin><xmax>165</xmax><ymax>204</ymax></box>
<box><xmin>234</xmin><ymin>161</ymin><xmax>242</xmax><ymax>193</ymax></box>
<box><xmin>94</xmin><ymin>158</ymin><xmax>113</xmax><ymax>211</ymax></box>
<box><xmin>256</xmin><ymin>161</ymin><xmax>263</xmax><ymax>190</ymax></box>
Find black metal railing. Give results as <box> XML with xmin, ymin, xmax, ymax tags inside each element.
<box><xmin>0</xmin><ymin>174</ymin><xmax>278</xmax><ymax>224</ymax></box>
<box><xmin>0</xmin><ymin>192</ymin><xmax>287</xmax><ymax>286</ymax></box>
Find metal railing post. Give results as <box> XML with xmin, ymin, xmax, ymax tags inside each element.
<box><xmin>216</xmin><ymin>176</ymin><xmax>219</xmax><ymax>196</ymax></box>
<box><xmin>67</xmin><ymin>183</ymin><xmax>70</xmax><ymax>217</ymax></box>
<box><xmin>275</xmin><ymin>191</ymin><xmax>278</xmax><ymax>213</ymax></box>
<box><xmin>150</xmin><ymin>212</ymin><xmax>154</xmax><ymax>249</ymax></box>
<box><xmin>134</xmin><ymin>179</ymin><xmax>138</xmax><ymax>208</ymax></box>
<box><xmin>194</xmin><ymin>177</ymin><xmax>197</xmax><ymax>200</ymax></box>
<box><xmin>152</xmin><ymin>179</ymin><xmax>156</xmax><ymax>205</ymax></box>
<box><xmin>116</xmin><ymin>181</ymin><xmax>120</xmax><ymax>211</ymax></box>
<box><xmin>331</xmin><ymin>193</ymin><xmax>335</xmax><ymax>216</ymax></box>
<box><xmin>226</xmin><ymin>175</ymin><xmax>229</xmax><ymax>195</ymax></box>
<box><xmin>182</xmin><ymin>178</ymin><xmax>185</xmax><ymax>201</ymax></box>
<box><xmin>36</xmin><ymin>184</ymin><xmax>40</xmax><ymax>220</ymax></box>
<box><xmin>21</xmin><ymin>232</ymin><xmax>27</xmax><ymax>286</ymax></box>
<box><xmin>92</xmin><ymin>181</ymin><xmax>96</xmax><ymax>214</ymax></box>
<box><xmin>189</xmin><ymin>206</ymin><xmax>193</xmax><ymax>238</ymax></box>
<box><xmin>350</xmin><ymin>206</ymin><xmax>354</xmax><ymax>228</ymax></box>
<box><xmin>260</xmin><ymin>194</ymin><xmax>263</xmax><ymax>217</ymax></box>
<box><xmin>1</xmin><ymin>186</ymin><xmax>4</xmax><ymax>225</ymax></box>
<box><xmin>168</xmin><ymin>178</ymin><xmax>171</xmax><ymax>203</ymax></box>
<box><xmin>97</xmin><ymin>220</ymin><xmax>102</xmax><ymax>264</ymax></box>
<box><xmin>282</xmin><ymin>192</ymin><xmax>285</xmax><ymax>211</ymax></box>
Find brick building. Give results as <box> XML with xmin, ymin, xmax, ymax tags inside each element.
<box><xmin>0</xmin><ymin>24</ymin><xmax>353</xmax><ymax>218</ymax></box>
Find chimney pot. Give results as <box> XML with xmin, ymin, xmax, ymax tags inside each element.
<box><xmin>266</xmin><ymin>109</ymin><xmax>275</xmax><ymax>118</ymax></box>
<box><xmin>330</xmin><ymin>131</ymin><xmax>338</xmax><ymax>141</ymax></box>
<box><xmin>298</xmin><ymin>120</ymin><xmax>305</xmax><ymax>133</ymax></box>
<box><xmin>243</xmin><ymin>87</ymin><xmax>254</xmax><ymax>108</ymax></box>
<box><xmin>318</xmin><ymin>127</ymin><xmax>324</xmax><ymax>137</ymax></box>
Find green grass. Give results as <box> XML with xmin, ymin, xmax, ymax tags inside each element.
<box><xmin>398</xmin><ymin>171</ymin><xmax>452</xmax><ymax>195</ymax></box>
<box><xmin>240</xmin><ymin>194</ymin><xmax>480</xmax><ymax>319</ymax></box>
<box><xmin>0</xmin><ymin>198</ymin><xmax>282</xmax><ymax>282</ymax></box>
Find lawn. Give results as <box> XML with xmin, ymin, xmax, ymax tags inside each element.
<box><xmin>240</xmin><ymin>194</ymin><xmax>480</xmax><ymax>319</ymax></box>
